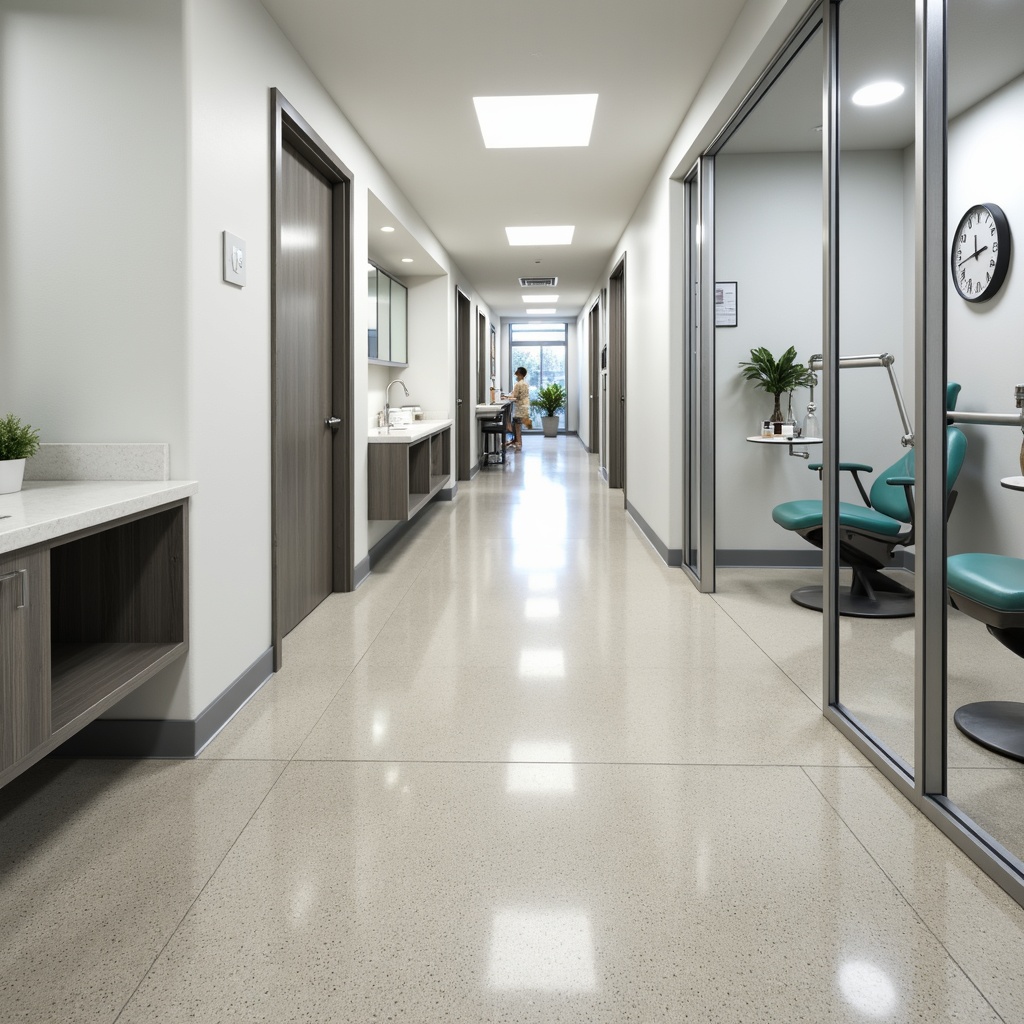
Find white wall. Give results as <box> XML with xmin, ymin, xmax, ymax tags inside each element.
<box><xmin>0</xmin><ymin>0</ymin><xmax>188</xmax><ymax>463</ymax></box>
<box><xmin>947</xmin><ymin>73</ymin><xmax>1024</xmax><ymax>557</ymax></box>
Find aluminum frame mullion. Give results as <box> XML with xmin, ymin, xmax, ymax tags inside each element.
<box><xmin>822</xmin><ymin>0</ymin><xmax>840</xmax><ymax>712</ymax></box>
<box><xmin>916</xmin><ymin>0</ymin><xmax>947</xmax><ymax>798</ymax></box>
<box><xmin>698</xmin><ymin>156</ymin><xmax>716</xmax><ymax>593</ymax></box>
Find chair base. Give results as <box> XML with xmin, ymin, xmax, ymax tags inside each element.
<box><xmin>954</xmin><ymin>701</ymin><xmax>1024</xmax><ymax>763</ymax></box>
<box><xmin>790</xmin><ymin>568</ymin><xmax>914</xmax><ymax>618</ymax></box>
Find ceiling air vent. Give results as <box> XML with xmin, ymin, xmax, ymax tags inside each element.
<box><xmin>518</xmin><ymin>276</ymin><xmax>558</xmax><ymax>287</ymax></box>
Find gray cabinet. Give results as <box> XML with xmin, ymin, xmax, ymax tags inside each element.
<box><xmin>0</xmin><ymin>550</ymin><xmax>49</xmax><ymax>773</ymax></box>
<box><xmin>0</xmin><ymin>500</ymin><xmax>188</xmax><ymax>789</ymax></box>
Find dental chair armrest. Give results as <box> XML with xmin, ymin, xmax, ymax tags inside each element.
<box><xmin>807</xmin><ymin>461</ymin><xmax>873</xmax><ymax>472</ymax></box>
<box><xmin>808</xmin><ymin>462</ymin><xmax>874</xmax><ymax>507</ymax></box>
<box><xmin>885</xmin><ymin>476</ymin><xmax>914</xmax><ymax>487</ymax></box>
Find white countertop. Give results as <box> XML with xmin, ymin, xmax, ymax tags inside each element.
<box><xmin>0</xmin><ymin>479</ymin><xmax>198</xmax><ymax>554</ymax></box>
<box><xmin>368</xmin><ymin>419</ymin><xmax>453</xmax><ymax>444</ymax></box>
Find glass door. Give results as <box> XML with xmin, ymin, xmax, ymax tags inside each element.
<box><xmin>942</xmin><ymin>0</ymin><xmax>1024</xmax><ymax>875</ymax></box>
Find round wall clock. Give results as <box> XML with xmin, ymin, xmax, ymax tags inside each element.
<box><xmin>951</xmin><ymin>203</ymin><xmax>1011</xmax><ymax>302</ymax></box>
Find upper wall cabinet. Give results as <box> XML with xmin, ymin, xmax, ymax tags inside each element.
<box><xmin>368</xmin><ymin>263</ymin><xmax>408</xmax><ymax>365</ymax></box>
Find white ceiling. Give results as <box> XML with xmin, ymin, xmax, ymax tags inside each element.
<box><xmin>259</xmin><ymin>0</ymin><xmax>749</xmax><ymax>318</ymax></box>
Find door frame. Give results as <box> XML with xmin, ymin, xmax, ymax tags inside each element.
<box><xmin>270</xmin><ymin>89</ymin><xmax>353</xmax><ymax>671</ymax></box>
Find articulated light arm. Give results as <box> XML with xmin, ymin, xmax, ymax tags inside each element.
<box><xmin>809</xmin><ymin>352</ymin><xmax>914</xmax><ymax>447</ymax></box>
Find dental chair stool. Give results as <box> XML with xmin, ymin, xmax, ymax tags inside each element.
<box><xmin>947</xmin><ymin>552</ymin><xmax>1024</xmax><ymax>762</ymax></box>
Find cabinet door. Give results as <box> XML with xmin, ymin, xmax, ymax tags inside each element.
<box><xmin>0</xmin><ymin>549</ymin><xmax>50</xmax><ymax>773</ymax></box>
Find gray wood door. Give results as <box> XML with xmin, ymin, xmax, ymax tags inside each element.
<box><xmin>608</xmin><ymin>260</ymin><xmax>626</xmax><ymax>492</ymax></box>
<box><xmin>0</xmin><ymin>550</ymin><xmax>49</xmax><ymax>773</ymax></box>
<box><xmin>456</xmin><ymin>289</ymin><xmax>472</xmax><ymax>479</ymax></box>
<box><xmin>278</xmin><ymin>143</ymin><xmax>334</xmax><ymax>635</ymax></box>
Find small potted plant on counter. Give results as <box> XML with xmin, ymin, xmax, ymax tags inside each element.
<box><xmin>532</xmin><ymin>383</ymin><xmax>568</xmax><ymax>438</ymax></box>
<box><xmin>0</xmin><ymin>413</ymin><xmax>41</xmax><ymax>494</ymax></box>
<box><xmin>738</xmin><ymin>346</ymin><xmax>816</xmax><ymax>423</ymax></box>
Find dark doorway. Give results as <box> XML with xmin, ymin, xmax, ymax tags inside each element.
<box><xmin>271</xmin><ymin>90</ymin><xmax>353</xmax><ymax>670</ymax></box>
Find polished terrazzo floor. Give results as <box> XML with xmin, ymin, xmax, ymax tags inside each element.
<box><xmin>2</xmin><ymin>437</ymin><xmax>1024</xmax><ymax>1023</ymax></box>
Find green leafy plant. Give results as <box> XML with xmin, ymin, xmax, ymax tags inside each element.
<box><xmin>0</xmin><ymin>413</ymin><xmax>41</xmax><ymax>461</ymax></box>
<box><xmin>738</xmin><ymin>346</ymin><xmax>816</xmax><ymax>421</ymax></box>
<box><xmin>532</xmin><ymin>382</ymin><xmax>568</xmax><ymax>418</ymax></box>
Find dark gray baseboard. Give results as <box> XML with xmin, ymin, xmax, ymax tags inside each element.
<box><xmin>715</xmin><ymin>549</ymin><xmax>916</xmax><ymax>570</ymax></box>
<box><xmin>625</xmin><ymin>500</ymin><xmax>683</xmax><ymax>568</ymax></box>
<box><xmin>717</xmin><ymin>549</ymin><xmax>823</xmax><ymax>568</ymax></box>
<box><xmin>52</xmin><ymin>647</ymin><xmax>275</xmax><ymax>759</ymax></box>
<box><xmin>353</xmin><ymin>555</ymin><xmax>371</xmax><ymax>587</ymax></box>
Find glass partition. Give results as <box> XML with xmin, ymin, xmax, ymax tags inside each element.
<box><xmin>708</xmin><ymin>20</ymin><xmax>824</xmax><ymax>694</ymax></box>
<box><xmin>944</xmin><ymin>0</ymin><xmax>1024</xmax><ymax>868</ymax></box>
<box><xmin>834</xmin><ymin>0</ymin><xmax>917</xmax><ymax>773</ymax></box>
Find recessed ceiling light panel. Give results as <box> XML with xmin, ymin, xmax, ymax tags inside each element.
<box><xmin>380</xmin><ymin>225</ymin><xmax>395</xmax><ymax>232</ymax></box>
<box><xmin>506</xmin><ymin>226</ymin><xmax>574</xmax><ymax>246</ymax></box>
<box><xmin>474</xmin><ymin>94</ymin><xmax>598</xmax><ymax>148</ymax></box>
<box><xmin>523</xmin><ymin>295</ymin><xmax>559</xmax><ymax>303</ymax></box>
<box><xmin>851</xmin><ymin>81</ymin><xmax>905</xmax><ymax>106</ymax></box>
<box><xmin>401</xmin><ymin>258</ymin><xmax>414</xmax><ymax>263</ymax></box>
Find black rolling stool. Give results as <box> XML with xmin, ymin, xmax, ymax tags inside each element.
<box><xmin>480</xmin><ymin>417</ymin><xmax>505</xmax><ymax>465</ymax></box>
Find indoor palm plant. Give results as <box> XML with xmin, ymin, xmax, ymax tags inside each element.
<box><xmin>0</xmin><ymin>413</ymin><xmax>41</xmax><ymax>494</ymax></box>
<box><xmin>738</xmin><ymin>346</ymin><xmax>816</xmax><ymax>422</ymax></box>
<box><xmin>532</xmin><ymin>383</ymin><xmax>568</xmax><ymax>438</ymax></box>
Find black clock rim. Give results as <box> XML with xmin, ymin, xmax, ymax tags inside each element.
<box><xmin>951</xmin><ymin>202</ymin><xmax>1011</xmax><ymax>303</ymax></box>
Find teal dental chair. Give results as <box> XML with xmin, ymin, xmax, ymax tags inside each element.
<box><xmin>771</xmin><ymin>382</ymin><xmax>967</xmax><ymax>617</ymax></box>
<box><xmin>948</xmin><ymin>553</ymin><xmax>1024</xmax><ymax>762</ymax></box>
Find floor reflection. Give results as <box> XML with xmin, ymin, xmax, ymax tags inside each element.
<box><xmin>487</xmin><ymin>909</ymin><xmax>597</xmax><ymax>992</ymax></box>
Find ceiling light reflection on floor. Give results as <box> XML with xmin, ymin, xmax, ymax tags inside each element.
<box><xmin>506</xmin><ymin>741</ymin><xmax>574</xmax><ymax>793</ymax></box>
<box><xmin>518</xmin><ymin>649</ymin><xmax>565</xmax><ymax>679</ymax></box>
<box><xmin>525</xmin><ymin>598</ymin><xmax>560</xmax><ymax>619</ymax></box>
<box><xmin>838</xmin><ymin>960</ymin><xmax>898</xmax><ymax>1017</ymax></box>
<box><xmin>487</xmin><ymin>909</ymin><xmax>597</xmax><ymax>992</ymax></box>
<box><xmin>513</xmin><ymin>544</ymin><xmax>566</xmax><ymax>572</ymax></box>
<box><xmin>371</xmin><ymin>711</ymin><xmax>388</xmax><ymax>745</ymax></box>
<box><xmin>528</xmin><ymin>573</ymin><xmax>557</xmax><ymax>592</ymax></box>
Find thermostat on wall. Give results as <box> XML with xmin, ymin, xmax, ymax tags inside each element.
<box><xmin>223</xmin><ymin>231</ymin><xmax>246</xmax><ymax>287</ymax></box>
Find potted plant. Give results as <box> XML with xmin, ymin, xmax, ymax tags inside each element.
<box><xmin>738</xmin><ymin>346</ymin><xmax>816</xmax><ymax>422</ymax></box>
<box><xmin>532</xmin><ymin>383</ymin><xmax>567</xmax><ymax>438</ymax></box>
<box><xmin>0</xmin><ymin>413</ymin><xmax>41</xmax><ymax>494</ymax></box>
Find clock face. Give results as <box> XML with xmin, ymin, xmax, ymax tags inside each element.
<box><xmin>951</xmin><ymin>203</ymin><xmax>1011</xmax><ymax>302</ymax></box>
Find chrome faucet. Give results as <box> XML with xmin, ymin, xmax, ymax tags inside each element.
<box><xmin>384</xmin><ymin>379</ymin><xmax>410</xmax><ymax>433</ymax></box>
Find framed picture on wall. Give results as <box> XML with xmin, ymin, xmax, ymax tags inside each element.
<box><xmin>489</xmin><ymin>328</ymin><xmax>496</xmax><ymax>377</ymax></box>
<box><xmin>715</xmin><ymin>281</ymin><xmax>738</xmax><ymax>327</ymax></box>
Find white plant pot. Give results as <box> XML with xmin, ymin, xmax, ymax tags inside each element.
<box><xmin>541</xmin><ymin>416</ymin><xmax>559</xmax><ymax>438</ymax></box>
<box><xmin>0</xmin><ymin>458</ymin><xmax>26</xmax><ymax>494</ymax></box>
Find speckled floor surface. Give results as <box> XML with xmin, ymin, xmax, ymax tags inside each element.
<box><xmin>2</xmin><ymin>438</ymin><xmax>1023</xmax><ymax>1023</ymax></box>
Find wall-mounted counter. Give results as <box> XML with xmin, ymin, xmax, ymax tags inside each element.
<box><xmin>0</xmin><ymin>479</ymin><xmax>196</xmax><ymax>788</ymax></box>
<box><xmin>368</xmin><ymin>420</ymin><xmax>451</xmax><ymax>520</ymax></box>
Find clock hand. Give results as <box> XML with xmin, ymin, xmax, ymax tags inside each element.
<box><xmin>958</xmin><ymin>245</ymin><xmax>989</xmax><ymax>267</ymax></box>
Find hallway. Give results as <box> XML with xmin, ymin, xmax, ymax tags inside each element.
<box><xmin>2</xmin><ymin>437</ymin><xmax>1023</xmax><ymax>1023</ymax></box>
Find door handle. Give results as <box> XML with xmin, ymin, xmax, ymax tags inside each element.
<box><xmin>457</xmin><ymin>399</ymin><xmax>463</xmax><ymax>404</ymax></box>
<box><xmin>325</xmin><ymin>416</ymin><xmax>341</xmax><ymax>429</ymax></box>
<box><xmin>0</xmin><ymin>569</ymin><xmax>28</xmax><ymax>609</ymax></box>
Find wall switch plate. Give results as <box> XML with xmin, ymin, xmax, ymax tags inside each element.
<box><xmin>223</xmin><ymin>231</ymin><xmax>246</xmax><ymax>287</ymax></box>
